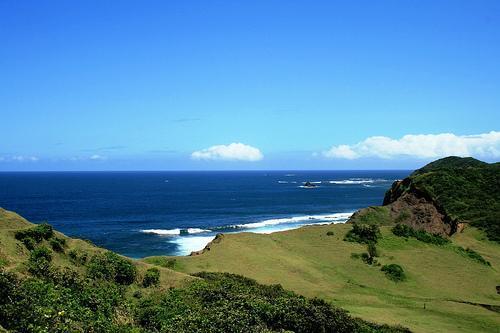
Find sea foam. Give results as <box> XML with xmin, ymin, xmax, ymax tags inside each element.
<box><xmin>172</xmin><ymin>235</ymin><xmax>216</xmax><ymax>255</ymax></box>
<box><xmin>141</xmin><ymin>228</ymin><xmax>211</xmax><ymax>235</ymax></box>
<box><xmin>235</xmin><ymin>212</ymin><xmax>352</xmax><ymax>229</ymax></box>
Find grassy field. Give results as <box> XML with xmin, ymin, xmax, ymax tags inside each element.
<box><xmin>144</xmin><ymin>223</ymin><xmax>500</xmax><ymax>333</ymax></box>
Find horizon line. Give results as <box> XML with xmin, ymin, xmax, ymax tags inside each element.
<box><xmin>0</xmin><ymin>169</ymin><xmax>414</xmax><ymax>172</ymax></box>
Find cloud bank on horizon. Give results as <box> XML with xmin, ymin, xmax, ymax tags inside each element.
<box><xmin>191</xmin><ymin>143</ymin><xmax>263</xmax><ymax>162</ymax></box>
<box><xmin>323</xmin><ymin>131</ymin><xmax>500</xmax><ymax>160</ymax></box>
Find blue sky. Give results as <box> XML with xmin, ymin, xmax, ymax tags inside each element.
<box><xmin>1</xmin><ymin>0</ymin><xmax>499</xmax><ymax>170</ymax></box>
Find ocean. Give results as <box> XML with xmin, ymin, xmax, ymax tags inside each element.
<box><xmin>0</xmin><ymin>170</ymin><xmax>410</xmax><ymax>258</ymax></box>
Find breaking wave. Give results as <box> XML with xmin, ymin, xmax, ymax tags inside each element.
<box><xmin>234</xmin><ymin>213</ymin><xmax>352</xmax><ymax>229</ymax></box>
<box><xmin>141</xmin><ymin>228</ymin><xmax>211</xmax><ymax>236</ymax></box>
<box><xmin>329</xmin><ymin>178</ymin><xmax>391</xmax><ymax>185</ymax></box>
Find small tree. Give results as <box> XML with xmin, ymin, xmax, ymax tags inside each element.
<box><xmin>142</xmin><ymin>268</ymin><xmax>160</xmax><ymax>287</ymax></box>
<box><xmin>381</xmin><ymin>264</ymin><xmax>406</xmax><ymax>282</ymax></box>
<box><xmin>344</xmin><ymin>224</ymin><xmax>380</xmax><ymax>244</ymax></box>
<box><xmin>27</xmin><ymin>246</ymin><xmax>52</xmax><ymax>276</ymax></box>
<box><xmin>87</xmin><ymin>252</ymin><xmax>137</xmax><ymax>285</ymax></box>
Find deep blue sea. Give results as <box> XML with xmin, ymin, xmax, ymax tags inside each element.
<box><xmin>0</xmin><ymin>171</ymin><xmax>410</xmax><ymax>258</ymax></box>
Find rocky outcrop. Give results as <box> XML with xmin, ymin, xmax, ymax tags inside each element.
<box><xmin>382</xmin><ymin>180</ymin><xmax>462</xmax><ymax>236</ymax></box>
<box><xmin>189</xmin><ymin>233</ymin><xmax>224</xmax><ymax>256</ymax></box>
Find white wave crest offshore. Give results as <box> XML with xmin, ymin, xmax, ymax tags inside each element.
<box><xmin>141</xmin><ymin>228</ymin><xmax>211</xmax><ymax>236</ymax></box>
<box><xmin>235</xmin><ymin>212</ymin><xmax>353</xmax><ymax>229</ymax></box>
<box><xmin>329</xmin><ymin>178</ymin><xmax>392</xmax><ymax>185</ymax></box>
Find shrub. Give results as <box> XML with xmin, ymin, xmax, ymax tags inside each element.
<box><xmin>27</xmin><ymin>246</ymin><xmax>52</xmax><ymax>276</ymax></box>
<box><xmin>326</xmin><ymin>231</ymin><xmax>335</xmax><ymax>236</ymax></box>
<box><xmin>133</xmin><ymin>290</ymin><xmax>143</xmax><ymax>298</ymax></box>
<box><xmin>0</xmin><ymin>258</ymin><xmax>7</xmax><ymax>268</ymax></box>
<box><xmin>344</xmin><ymin>224</ymin><xmax>380</xmax><ymax>244</ymax></box>
<box><xmin>367</xmin><ymin>243</ymin><xmax>379</xmax><ymax>258</ymax></box>
<box><xmin>87</xmin><ymin>252</ymin><xmax>137</xmax><ymax>285</ymax></box>
<box><xmin>0</xmin><ymin>270</ymin><xmax>128</xmax><ymax>333</ymax></box>
<box><xmin>145</xmin><ymin>256</ymin><xmax>176</xmax><ymax>269</ymax></box>
<box><xmin>0</xmin><ymin>263</ymin><xmax>410</xmax><ymax>332</ymax></box>
<box><xmin>391</xmin><ymin>224</ymin><xmax>449</xmax><ymax>245</ymax></box>
<box><xmin>68</xmin><ymin>249</ymin><xmax>88</xmax><ymax>265</ymax></box>
<box><xmin>49</xmin><ymin>237</ymin><xmax>66</xmax><ymax>252</ymax></box>
<box><xmin>21</xmin><ymin>236</ymin><xmax>36</xmax><ymax>251</ymax></box>
<box><xmin>381</xmin><ymin>264</ymin><xmax>406</xmax><ymax>282</ymax></box>
<box><xmin>15</xmin><ymin>223</ymin><xmax>53</xmax><ymax>243</ymax></box>
<box><xmin>142</xmin><ymin>268</ymin><xmax>160</xmax><ymax>287</ymax></box>
<box><xmin>136</xmin><ymin>272</ymin><xmax>364</xmax><ymax>333</ymax></box>
<box><xmin>455</xmin><ymin>247</ymin><xmax>491</xmax><ymax>266</ymax></box>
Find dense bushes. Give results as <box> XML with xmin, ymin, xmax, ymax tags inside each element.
<box><xmin>87</xmin><ymin>252</ymin><xmax>137</xmax><ymax>285</ymax></box>
<box><xmin>68</xmin><ymin>249</ymin><xmax>88</xmax><ymax>265</ymax></box>
<box><xmin>381</xmin><ymin>264</ymin><xmax>406</xmax><ymax>282</ymax></box>
<box><xmin>50</xmin><ymin>237</ymin><xmax>66</xmax><ymax>252</ymax></box>
<box><xmin>15</xmin><ymin>223</ymin><xmax>53</xmax><ymax>242</ymax></box>
<box><xmin>27</xmin><ymin>246</ymin><xmax>52</xmax><ymax>276</ymax></box>
<box><xmin>135</xmin><ymin>272</ymin><xmax>405</xmax><ymax>333</ymax></box>
<box><xmin>344</xmin><ymin>224</ymin><xmax>380</xmax><ymax>244</ymax></box>
<box><xmin>0</xmin><ymin>265</ymin><xmax>410</xmax><ymax>332</ymax></box>
<box><xmin>142</xmin><ymin>267</ymin><xmax>160</xmax><ymax>287</ymax></box>
<box><xmin>0</xmin><ymin>268</ymin><xmax>410</xmax><ymax>333</ymax></box>
<box><xmin>15</xmin><ymin>223</ymin><xmax>54</xmax><ymax>250</ymax></box>
<box><xmin>0</xmin><ymin>270</ymin><xmax>128</xmax><ymax>332</ymax></box>
<box><xmin>391</xmin><ymin>224</ymin><xmax>450</xmax><ymax>245</ymax></box>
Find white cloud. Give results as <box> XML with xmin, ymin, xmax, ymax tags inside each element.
<box><xmin>0</xmin><ymin>155</ymin><xmax>39</xmax><ymax>162</ymax></box>
<box><xmin>191</xmin><ymin>143</ymin><xmax>263</xmax><ymax>161</ymax></box>
<box><xmin>89</xmin><ymin>154</ymin><xmax>107</xmax><ymax>160</ymax></box>
<box><xmin>67</xmin><ymin>155</ymin><xmax>107</xmax><ymax>161</ymax></box>
<box><xmin>323</xmin><ymin>131</ymin><xmax>500</xmax><ymax>160</ymax></box>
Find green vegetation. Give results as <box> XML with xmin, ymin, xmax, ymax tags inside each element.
<box><xmin>87</xmin><ymin>251</ymin><xmax>137</xmax><ymax>285</ymax></box>
<box><xmin>27</xmin><ymin>246</ymin><xmax>52</xmax><ymax>276</ymax></box>
<box><xmin>326</xmin><ymin>231</ymin><xmax>334</xmax><ymax>236</ymax></box>
<box><xmin>391</xmin><ymin>224</ymin><xmax>450</xmax><ymax>245</ymax></box>
<box><xmin>143</xmin><ymin>256</ymin><xmax>177</xmax><ymax>269</ymax></box>
<box><xmin>349</xmin><ymin>206</ymin><xmax>393</xmax><ymax>226</ymax></box>
<box><xmin>14</xmin><ymin>223</ymin><xmax>54</xmax><ymax>250</ymax></box>
<box><xmin>455</xmin><ymin>247</ymin><xmax>491</xmax><ymax>266</ymax></box>
<box><xmin>136</xmin><ymin>272</ymin><xmax>408</xmax><ymax>333</ymax></box>
<box><xmin>159</xmin><ymin>223</ymin><xmax>500</xmax><ymax>333</ymax></box>
<box><xmin>142</xmin><ymin>267</ymin><xmax>160</xmax><ymax>287</ymax></box>
<box><xmin>49</xmin><ymin>237</ymin><xmax>66</xmax><ymax>252</ymax></box>
<box><xmin>381</xmin><ymin>264</ymin><xmax>406</xmax><ymax>282</ymax></box>
<box><xmin>0</xmin><ymin>210</ymin><xmax>407</xmax><ymax>332</ymax></box>
<box><xmin>68</xmin><ymin>249</ymin><xmax>88</xmax><ymax>265</ymax></box>
<box><xmin>344</xmin><ymin>224</ymin><xmax>381</xmax><ymax>244</ymax></box>
<box><xmin>388</xmin><ymin>156</ymin><xmax>500</xmax><ymax>242</ymax></box>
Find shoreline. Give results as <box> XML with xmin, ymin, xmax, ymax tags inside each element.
<box><xmin>144</xmin><ymin>212</ymin><xmax>354</xmax><ymax>257</ymax></box>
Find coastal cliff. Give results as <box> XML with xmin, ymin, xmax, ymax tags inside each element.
<box><xmin>350</xmin><ymin>156</ymin><xmax>500</xmax><ymax>240</ymax></box>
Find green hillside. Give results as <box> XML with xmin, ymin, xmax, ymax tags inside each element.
<box><xmin>0</xmin><ymin>208</ymin><xmax>408</xmax><ymax>332</ymax></box>
<box><xmin>146</xmin><ymin>224</ymin><xmax>500</xmax><ymax>333</ymax></box>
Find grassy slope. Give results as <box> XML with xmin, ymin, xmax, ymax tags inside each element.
<box><xmin>144</xmin><ymin>224</ymin><xmax>500</xmax><ymax>333</ymax></box>
<box><xmin>0</xmin><ymin>208</ymin><xmax>194</xmax><ymax>292</ymax></box>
